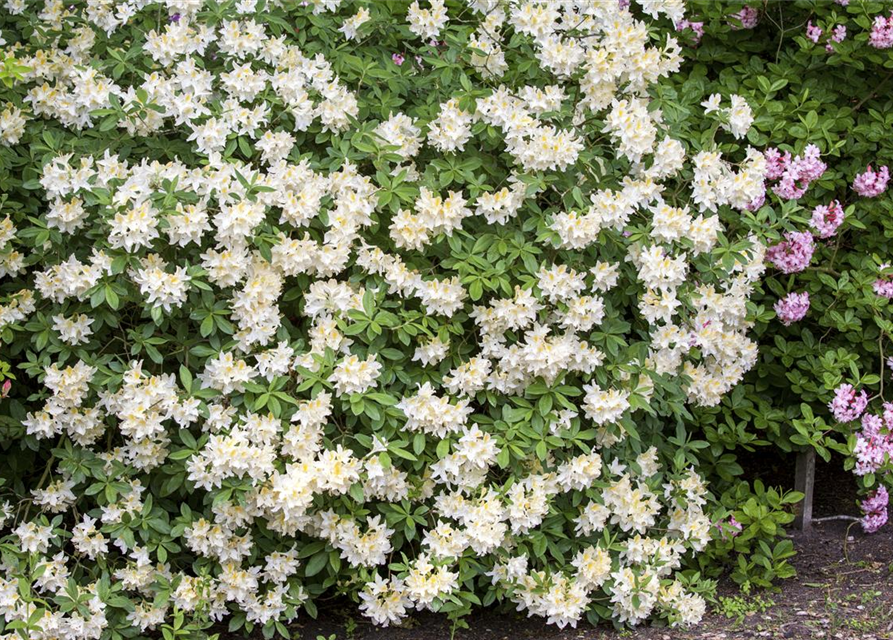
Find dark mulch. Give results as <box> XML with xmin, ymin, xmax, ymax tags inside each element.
<box><xmin>263</xmin><ymin>521</ymin><xmax>893</xmax><ymax>640</ymax></box>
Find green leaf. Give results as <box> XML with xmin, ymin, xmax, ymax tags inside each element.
<box><xmin>304</xmin><ymin>551</ymin><xmax>329</xmax><ymax>577</ymax></box>
<box><xmin>104</xmin><ymin>285</ymin><xmax>119</xmax><ymax>310</ymax></box>
<box><xmin>179</xmin><ymin>366</ymin><xmax>193</xmax><ymax>390</ymax></box>
<box><xmin>413</xmin><ymin>433</ymin><xmax>426</xmax><ymax>455</ymax></box>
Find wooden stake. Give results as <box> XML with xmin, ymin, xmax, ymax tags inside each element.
<box><xmin>793</xmin><ymin>449</ymin><xmax>815</xmax><ymax>530</ymax></box>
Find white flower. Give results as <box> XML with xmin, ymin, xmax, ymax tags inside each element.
<box><xmin>71</xmin><ymin>515</ymin><xmax>109</xmax><ymax>559</ymax></box>
<box><xmin>582</xmin><ymin>384</ymin><xmax>629</xmax><ymax>426</ymax></box>
<box><xmin>52</xmin><ymin>313</ymin><xmax>94</xmax><ymax>345</ymax></box>
<box><xmin>412</xmin><ymin>336</ymin><xmax>449</xmax><ymax>366</ymax></box>
<box><xmin>15</xmin><ymin>521</ymin><xmax>54</xmax><ymax>554</ymax></box>
<box><xmin>407</xmin><ymin>0</ymin><xmax>448</xmax><ymax>39</ymax></box>
<box><xmin>198</xmin><ymin>351</ymin><xmax>256</xmax><ymax>394</ymax></box>
<box><xmin>329</xmin><ymin>354</ymin><xmax>382</xmax><ymax>396</ymax></box>
<box><xmin>375</xmin><ymin>112</ymin><xmax>422</xmax><ymax>160</ymax></box>
<box><xmin>360</xmin><ymin>575</ymin><xmax>412</xmax><ymax>626</ymax></box>
<box><xmin>397</xmin><ymin>382</ymin><xmax>472</xmax><ymax>438</ymax></box>
<box><xmin>700</xmin><ymin>93</ymin><xmax>722</xmax><ymax>114</ymax></box>
<box><xmin>131</xmin><ymin>256</ymin><xmax>191</xmax><ymax>312</ymax></box>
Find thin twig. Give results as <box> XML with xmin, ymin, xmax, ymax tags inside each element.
<box><xmin>853</xmin><ymin>71</ymin><xmax>893</xmax><ymax>113</ymax></box>
<box><xmin>812</xmin><ymin>515</ymin><xmax>860</xmax><ymax>523</ymax></box>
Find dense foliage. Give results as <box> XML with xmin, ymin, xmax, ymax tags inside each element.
<box><xmin>0</xmin><ymin>0</ymin><xmax>890</xmax><ymax>638</ymax></box>
<box><xmin>675</xmin><ymin>0</ymin><xmax>893</xmax><ymax>548</ymax></box>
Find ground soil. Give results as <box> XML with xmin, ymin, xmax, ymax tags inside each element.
<box><xmin>274</xmin><ymin>521</ymin><xmax>893</xmax><ymax>640</ymax></box>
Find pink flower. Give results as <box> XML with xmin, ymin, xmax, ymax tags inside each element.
<box><xmin>770</xmin><ymin>144</ymin><xmax>826</xmax><ymax>200</ymax></box>
<box><xmin>729</xmin><ymin>6</ymin><xmax>759</xmax><ymax>30</ymax></box>
<box><xmin>861</xmin><ymin>486</ymin><xmax>889</xmax><ymax>533</ymax></box>
<box><xmin>745</xmin><ymin>192</ymin><xmax>766</xmax><ymax>212</ymax></box>
<box><xmin>0</xmin><ymin>380</ymin><xmax>9</xmax><ymax>398</ymax></box>
<box><xmin>774</xmin><ymin>292</ymin><xmax>810</xmax><ymax>326</ymax></box>
<box><xmin>766</xmin><ymin>231</ymin><xmax>814</xmax><ymax>273</ymax></box>
<box><xmin>853</xmin><ymin>414</ymin><xmax>891</xmax><ymax>475</ymax></box>
<box><xmin>883</xmin><ymin>402</ymin><xmax>893</xmax><ymax>431</ymax></box>
<box><xmin>809</xmin><ymin>200</ymin><xmax>845</xmax><ymax>238</ymax></box>
<box><xmin>806</xmin><ymin>21</ymin><xmax>823</xmax><ymax>43</ymax></box>
<box><xmin>675</xmin><ymin>19</ymin><xmax>705</xmax><ymax>44</ymax></box>
<box><xmin>828</xmin><ymin>383</ymin><xmax>869</xmax><ymax>423</ymax></box>
<box><xmin>825</xmin><ymin>25</ymin><xmax>846</xmax><ymax>52</ymax></box>
<box><xmin>763</xmin><ymin>147</ymin><xmax>791</xmax><ymax>181</ymax></box>
<box><xmin>869</xmin><ymin>13</ymin><xmax>893</xmax><ymax>49</ymax></box>
<box><xmin>392</xmin><ymin>53</ymin><xmax>405</xmax><ymax>66</ymax></box>
<box><xmin>853</xmin><ymin>165</ymin><xmax>890</xmax><ymax>197</ymax></box>
<box><xmin>716</xmin><ymin>515</ymin><xmax>743</xmax><ymax>539</ymax></box>
<box><xmin>853</xmin><ymin>405</ymin><xmax>893</xmax><ymax>477</ymax></box>
<box><xmin>874</xmin><ymin>263</ymin><xmax>893</xmax><ymax>299</ymax></box>
<box><xmin>831</xmin><ymin>25</ymin><xmax>847</xmax><ymax>43</ymax></box>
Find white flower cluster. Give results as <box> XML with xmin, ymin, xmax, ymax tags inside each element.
<box><xmin>477</xmin><ymin>459</ymin><xmax>711</xmax><ymax>629</ymax></box>
<box><xmin>408</xmin><ymin>0</ymin><xmax>448</xmax><ymax>40</ymax></box>
<box><xmin>692</xmin><ymin>147</ymin><xmax>767</xmax><ymax>212</ymax></box>
<box><xmin>702</xmin><ymin>93</ymin><xmax>754</xmax><ymax>140</ymax></box>
<box><xmin>390</xmin><ymin>187</ymin><xmax>472</xmax><ymax>250</ymax></box>
<box><xmin>396</xmin><ymin>382</ymin><xmax>473</xmax><ymax>438</ymax></box>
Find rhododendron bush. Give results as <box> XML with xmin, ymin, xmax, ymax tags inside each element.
<box><xmin>675</xmin><ymin>0</ymin><xmax>893</xmax><ymax>550</ymax></box>
<box><xmin>0</xmin><ymin>0</ymin><xmax>794</xmax><ymax>637</ymax></box>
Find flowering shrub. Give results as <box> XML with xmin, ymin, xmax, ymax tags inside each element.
<box><xmin>679</xmin><ymin>0</ymin><xmax>893</xmax><ymax>537</ymax></box>
<box><xmin>0</xmin><ymin>0</ymin><xmax>795</xmax><ymax>635</ymax></box>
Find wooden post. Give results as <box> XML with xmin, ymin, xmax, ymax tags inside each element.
<box><xmin>793</xmin><ymin>449</ymin><xmax>815</xmax><ymax>530</ymax></box>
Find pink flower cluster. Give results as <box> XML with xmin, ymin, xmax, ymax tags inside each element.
<box><xmin>764</xmin><ymin>148</ymin><xmax>790</xmax><ymax>180</ymax></box>
<box><xmin>715</xmin><ymin>515</ymin><xmax>743</xmax><ymax>539</ymax></box>
<box><xmin>807</xmin><ymin>22</ymin><xmax>847</xmax><ymax>51</ymax></box>
<box><xmin>809</xmin><ymin>200</ymin><xmax>845</xmax><ymax>238</ymax></box>
<box><xmin>827</xmin><ymin>25</ymin><xmax>847</xmax><ymax>51</ymax></box>
<box><xmin>854</xmin><ymin>408</ymin><xmax>893</xmax><ymax>476</ymax></box>
<box><xmin>828</xmin><ymin>383</ymin><xmax>869</xmax><ymax>423</ymax></box>
<box><xmin>765</xmin><ymin>144</ymin><xmax>827</xmax><ymax>200</ymax></box>
<box><xmin>806</xmin><ymin>21</ymin><xmax>822</xmax><ymax>43</ymax></box>
<box><xmin>832</xmin><ymin>392</ymin><xmax>893</xmax><ymax>534</ymax></box>
<box><xmin>853</xmin><ymin>165</ymin><xmax>890</xmax><ymax>198</ymax></box>
<box><xmin>774</xmin><ymin>292</ymin><xmax>810</xmax><ymax>326</ymax></box>
<box><xmin>861</xmin><ymin>486</ymin><xmax>889</xmax><ymax>533</ymax></box>
<box><xmin>675</xmin><ymin>19</ymin><xmax>705</xmax><ymax>44</ymax></box>
<box><xmin>729</xmin><ymin>6</ymin><xmax>759</xmax><ymax>30</ymax></box>
<box><xmin>869</xmin><ymin>13</ymin><xmax>893</xmax><ymax>49</ymax></box>
<box><xmin>744</xmin><ymin>192</ymin><xmax>766</xmax><ymax>212</ymax></box>
<box><xmin>874</xmin><ymin>263</ymin><xmax>893</xmax><ymax>299</ymax></box>
<box><xmin>766</xmin><ymin>231</ymin><xmax>814</xmax><ymax>273</ymax></box>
